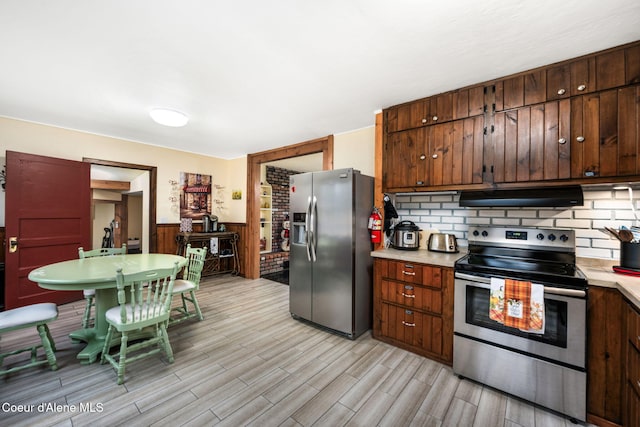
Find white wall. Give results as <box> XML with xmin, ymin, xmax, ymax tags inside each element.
<box><xmin>394</xmin><ymin>187</ymin><xmax>640</xmax><ymax>261</ymax></box>
<box><xmin>0</xmin><ymin>117</ymin><xmax>246</xmax><ymax>225</ymax></box>
<box><xmin>0</xmin><ymin>115</ymin><xmax>379</xmax><ymax>227</ymax></box>
<box><xmin>334</xmin><ymin>126</ymin><xmax>375</xmax><ymax>177</ymax></box>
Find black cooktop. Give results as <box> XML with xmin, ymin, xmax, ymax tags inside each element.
<box><xmin>454</xmin><ymin>246</ymin><xmax>588</xmax><ymax>290</ymax></box>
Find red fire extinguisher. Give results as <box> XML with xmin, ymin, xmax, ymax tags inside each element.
<box><xmin>368</xmin><ymin>207</ymin><xmax>383</xmax><ymax>243</ymax></box>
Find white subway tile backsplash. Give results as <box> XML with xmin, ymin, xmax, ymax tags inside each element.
<box><xmin>583</xmin><ymin>190</ymin><xmax>615</xmax><ymax>199</ymax></box>
<box><xmin>478</xmin><ymin>210</ymin><xmax>507</xmax><ymax>217</ymax></box>
<box><xmin>492</xmin><ymin>218</ymin><xmax>521</xmax><ymax>226</ymax></box>
<box><xmin>592</xmin><ymin>239</ymin><xmax>621</xmax><ymax>249</ymax></box>
<box><xmin>577</xmin><ymin>247</ymin><xmax>614</xmax><ymax>259</ymax></box>
<box><xmin>573</xmin><ymin>209</ymin><xmax>612</xmax><ymax>219</ymax></box>
<box><xmin>507</xmin><ymin>210</ymin><xmax>538</xmax><ymax>218</ymax></box>
<box><xmin>539</xmin><ymin>210</ymin><xmax>573</xmax><ymax>218</ymax></box>
<box><xmin>555</xmin><ymin>219</ymin><xmax>592</xmax><ymax>228</ymax></box>
<box><xmin>431</xmin><ymin>195</ymin><xmax>455</xmax><ymax>202</ymax></box>
<box><xmin>521</xmin><ymin>218</ymin><xmax>555</xmax><ymax>227</ymax></box>
<box><xmin>392</xmin><ymin>188</ymin><xmax>640</xmax><ymax>262</ymax></box>
<box><xmin>594</xmin><ymin>199</ymin><xmax>631</xmax><ymax>209</ymax></box>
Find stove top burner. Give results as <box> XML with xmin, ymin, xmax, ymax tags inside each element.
<box><xmin>455</xmin><ymin>226</ymin><xmax>587</xmax><ymax>290</ymax></box>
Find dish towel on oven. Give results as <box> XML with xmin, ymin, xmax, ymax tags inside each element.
<box><xmin>489</xmin><ymin>277</ymin><xmax>505</xmax><ymax>323</ymax></box>
<box><xmin>524</xmin><ymin>283</ymin><xmax>545</xmax><ymax>334</ymax></box>
<box><xmin>503</xmin><ymin>279</ymin><xmax>531</xmax><ymax>330</ymax></box>
<box><xmin>489</xmin><ymin>278</ymin><xmax>545</xmax><ymax>334</ymax></box>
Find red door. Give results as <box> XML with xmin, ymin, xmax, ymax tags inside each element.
<box><xmin>5</xmin><ymin>151</ymin><xmax>91</xmax><ymax>308</ymax></box>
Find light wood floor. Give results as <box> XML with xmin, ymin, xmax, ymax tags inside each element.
<box><xmin>0</xmin><ymin>275</ymin><xmax>590</xmax><ymax>427</ymax></box>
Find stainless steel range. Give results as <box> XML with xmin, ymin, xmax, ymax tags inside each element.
<box><xmin>453</xmin><ymin>226</ymin><xmax>588</xmax><ymax>422</ymax></box>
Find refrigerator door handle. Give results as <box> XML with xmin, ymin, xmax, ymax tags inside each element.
<box><xmin>310</xmin><ymin>195</ymin><xmax>317</xmax><ymax>262</ymax></box>
<box><xmin>305</xmin><ymin>196</ymin><xmax>312</xmax><ymax>262</ymax></box>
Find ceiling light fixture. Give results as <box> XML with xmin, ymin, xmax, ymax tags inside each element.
<box><xmin>149</xmin><ymin>108</ymin><xmax>189</xmax><ymax>127</ymax></box>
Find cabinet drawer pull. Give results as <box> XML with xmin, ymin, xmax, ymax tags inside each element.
<box><xmin>402</xmin><ymin>321</ymin><xmax>416</xmax><ymax>327</ymax></box>
<box><xmin>401</xmin><ymin>292</ymin><xmax>416</xmax><ymax>298</ymax></box>
<box><xmin>402</xmin><ymin>271</ymin><xmax>416</xmax><ymax>276</ymax></box>
<box><xmin>577</xmin><ymin>84</ymin><xmax>586</xmax><ymax>91</ymax></box>
<box><xmin>557</xmin><ymin>88</ymin><xmax>566</xmax><ymax>95</ymax></box>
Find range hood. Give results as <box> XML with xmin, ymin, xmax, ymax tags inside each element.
<box><xmin>459</xmin><ymin>185</ymin><xmax>583</xmax><ymax>207</ymax></box>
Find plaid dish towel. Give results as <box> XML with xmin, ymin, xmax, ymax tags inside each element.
<box><xmin>521</xmin><ymin>283</ymin><xmax>545</xmax><ymax>334</ymax></box>
<box><xmin>503</xmin><ymin>279</ymin><xmax>531</xmax><ymax>330</ymax></box>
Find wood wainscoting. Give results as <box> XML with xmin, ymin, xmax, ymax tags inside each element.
<box><xmin>156</xmin><ymin>223</ymin><xmax>247</xmax><ymax>277</ymax></box>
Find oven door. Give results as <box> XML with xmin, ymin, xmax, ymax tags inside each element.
<box><xmin>454</xmin><ymin>272</ymin><xmax>586</xmax><ymax>369</ymax></box>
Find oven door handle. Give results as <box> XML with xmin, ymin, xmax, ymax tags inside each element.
<box><xmin>454</xmin><ymin>272</ymin><xmax>586</xmax><ymax>298</ymax></box>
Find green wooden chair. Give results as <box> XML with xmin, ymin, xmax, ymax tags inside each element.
<box><xmin>100</xmin><ymin>262</ymin><xmax>179</xmax><ymax>385</ymax></box>
<box><xmin>78</xmin><ymin>244</ymin><xmax>127</xmax><ymax>328</ymax></box>
<box><xmin>0</xmin><ymin>303</ymin><xmax>58</xmax><ymax>376</ymax></box>
<box><xmin>170</xmin><ymin>244</ymin><xmax>206</xmax><ymax>326</ymax></box>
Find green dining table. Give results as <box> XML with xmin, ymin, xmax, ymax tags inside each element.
<box><xmin>28</xmin><ymin>253</ymin><xmax>187</xmax><ymax>364</ymax></box>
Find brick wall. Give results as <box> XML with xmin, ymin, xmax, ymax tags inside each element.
<box><xmin>394</xmin><ymin>187</ymin><xmax>638</xmax><ymax>260</ymax></box>
<box><xmin>259</xmin><ymin>166</ymin><xmax>300</xmax><ymax>275</ymax></box>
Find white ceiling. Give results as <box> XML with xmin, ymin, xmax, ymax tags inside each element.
<box><xmin>1</xmin><ymin>1</ymin><xmax>640</xmax><ymax>160</ymax></box>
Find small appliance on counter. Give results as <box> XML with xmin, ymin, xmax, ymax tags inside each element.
<box><xmin>427</xmin><ymin>233</ymin><xmax>458</xmax><ymax>253</ymax></box>
<box><xmin>202</xmin><ymin>214</ymin><xmax>218</xmax><ymax>232</ymax></box>
<box><xmin>391</xmin><ymin>220</ymin><xmax>420</xmax><ymax>250</ymax></box>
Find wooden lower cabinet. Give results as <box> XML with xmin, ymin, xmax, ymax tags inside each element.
<box><xmin>626</xmin><ymin>302</ymin><xmax>640</xmax><ymax>427</ymax></box>
<box><xmin>587</xmin><ymin>287</ymin><xmax>625</xmax><ymax>426</ymax></box>
<box><xmin>373</xmin><ymin>258</ymin><xmax>453</xmax><ymax>365</ymax></box>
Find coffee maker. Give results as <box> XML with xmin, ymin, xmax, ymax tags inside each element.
<box><xmin>202</xmin><ymin>214</ymin><xmax>218</xmax><ymax>232</ymax></box>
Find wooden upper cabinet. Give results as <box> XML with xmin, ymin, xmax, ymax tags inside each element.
<box><xmin>547</xmin><ymin>58</ymin><xmax>597</xmax><ymax>101</ymax></box>
<box><xmin>386</xmin><ymin>89</ymin><xmax>466</xmax><ymax>134</ymax></box>
<box><xmin>429</xmin><ymin>117</ymin><xmax>484</xmax><ymax>187</ymax></box>
<box><xmin>386</xmin><ymin>99</ymin><xmax>430</xmax><ymax>133</ymax></box>
<box><xmin>428</xmin><ymin>92</ymin><xmax>453</xmax><ymax>125</ymax></box>
<box><xmin>453</xmin><ymin>85</ymin><xmax>485</xmax><ymax>120</ymax></box>
<box><xmin>627</xmin><ymin>44</ymin><xmax>640</xmax><ymax>85</ymax></box>
<box><xmin>596</xmin><ymin>49</ymin><xmax>626</xmax><ymax>91</ymax></box>
<box><xmin>383</xmin><ymin>127</ymin><xmax>429</xmax><ymax>190</ymax></box>
<box><xmin>495</xmin><ymin>70</ymin><xmax>547</xmax><ymax>111</ymax></box>
<box><xmin>493</xmin><ymin>100</ymin><xmax>571</xmax><ymax>183</ymax></box>
<box><xmin>571</xmin><ymin>86</ymin><xmax>640</xmax><ymax>179</ymax></box>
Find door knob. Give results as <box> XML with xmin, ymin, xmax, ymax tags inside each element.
<box><xmin>9</xmin><ymin>237</ymin><xmax>18</xmax><ymax>253</ymax></box>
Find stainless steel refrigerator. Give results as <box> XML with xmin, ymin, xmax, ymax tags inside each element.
<box><xmin>289</xmin><ymin>168</ymin><xmax>374</xmax><ymax>339</ymax></box>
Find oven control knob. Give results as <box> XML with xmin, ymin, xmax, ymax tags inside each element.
<box><xmin>560</xmin><ymin>234</ymin><xmax>569</xmax><ymax>242</ymax></box>
<box><xmin>472</xmin><ymin>230</ymin><xmax>479</xmax><ymax>237</ymax></box>
<box><xmin>548</xmin><ymin>233</ymin><xmax>556</xmax><ymax>241</ymax></box>
<box><xmin>537</xmin><ymin>233</ymin><xmax>545</xmax><ymax>240</ymax></box>
<box><xmin>481</xmin><ymin>230</ymin><xmax>488</xmax><ymax>237</ymax></box>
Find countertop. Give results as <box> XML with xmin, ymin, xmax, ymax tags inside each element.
<box><xmin>371</xmin><ymin>248</ymin><xmax>640</xmax><ymax>310</ymax></box>
<box><xmin>371</xmin><ymin>247</ymin><xmax>464</xmax><ymax>268</ymax></box>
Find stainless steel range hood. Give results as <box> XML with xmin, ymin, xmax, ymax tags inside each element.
<box><xmin>458</xmin><ymin>185</ymin><xmax>583</xmax><ymax>207</ymax></box>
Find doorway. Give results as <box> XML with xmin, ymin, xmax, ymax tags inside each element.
<box><xmin>84</xmin><ymin>158</ymin><xmax>158</xmax><ymax>253</ymax></box>
<box><xmin>245</xmin><ymin>136</ymin><xmax>334</xmax><ymax>279</ymax></box>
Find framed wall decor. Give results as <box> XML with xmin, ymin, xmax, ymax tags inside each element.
<box><xmin>179</xmin><ymin>172</ymin><xmax>212</xmax><ymax>220</ymax></box>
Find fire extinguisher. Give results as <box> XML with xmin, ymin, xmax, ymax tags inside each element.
<box><xmin>368</xmin><ymin>207</ymin><xmax>383</xmax><ymax>243</ymax></box>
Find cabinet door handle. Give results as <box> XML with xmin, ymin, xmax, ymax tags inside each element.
<box><xmin>421</xmin><ymin>118</ymin><xmax>428</xmax><ymax>124</ymax></box>
<box><xmin>402</xmin><ymin>271</ymin><xmax>416</xmax><ymax>276</ymax></box>
<box><xmin>576</xmin><ymin>136</ymin><xmax>585</xmax><ymax>143</ymax></box>
<box><xmin>419</xmin><ymin>154</ymin><xmax>426</xmax><ymax>160</ymax></box>
<box><xmin>401</xmin><ymin>292</ymin><xmax>416</xmax><ymax>299</ymax></box>
<box><xmin>577</xmin><ymin>84</ymin><xmax>586</xmax><ymax>91</ymax></box>
<box><xmin>402</xmin><ymin>321</ymin><xmax>416</xmax><ymax>327</ymax></box>
<box><xmin>432</xmin><ymin>153</ymin><xmax>438</xmax><ymax>159</ymax></box>
<box><xmin>558</xmin><ymin>138</ymin><xmax>566</xmax><ymax>144</ymax></box>
<box><xmin>557</xmin><ymin>88</ymin><xmax>566</xmax><ymax>95</ymax></box>
<box><xmin>432</xmin><ymin>115</ymin><xmax>438</xmax><ymax>122</ymax></box>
